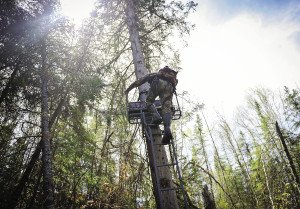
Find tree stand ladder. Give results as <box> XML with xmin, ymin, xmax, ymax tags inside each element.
<box><xmin>126</xmin><ymin>94</ymin><xmax>188</xmax><ymax>209</ymax></box>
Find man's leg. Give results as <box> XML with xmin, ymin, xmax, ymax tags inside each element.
<box><xmin>146</xmin><ymin>88</ymin><xmax>162</xmax><ymax>124</ymax></box>
<box><xmin>159</xmin><ymin>82</ymin><xmax>174</xmax><ymax>144</ymax></box>
<box><xmin>147</xmin><ymin>103</ymin><xmax>162</xmax><ymax>124</ymax></box>
<box><xmin>162</xmin><ymin>112</ymin><xmax>172</xmax><ymax>144</ymax></box>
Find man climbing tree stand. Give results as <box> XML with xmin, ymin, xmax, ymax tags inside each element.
<box><xmin>125</xmin><ymin>66</ymin><xmax>178</xmax><ymax>145</ymax></box>
<box><xmin>124</xmin><ymin>0</ymin><xmax>181</xmax><ymax>208</ymax></box>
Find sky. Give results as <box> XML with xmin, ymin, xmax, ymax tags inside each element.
<box><xmin>178</xmin><ymin>0</ymin><xmax>300</xmax><ymax>117</ymax></box>
<box><xmin>59</xmin><ymin>0</ymin><xmax>96</xmax><ymax>25</ymax></box>
<box><xmin>58</xmin><ymin>0</ymin><xmax>300</xmax><ymax>117</ymax></box>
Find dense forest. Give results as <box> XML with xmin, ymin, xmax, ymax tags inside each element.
<box><xmin>1</xmin><ymin>0</ymin><xmax>300</xmax><ymax>209</ymax></box>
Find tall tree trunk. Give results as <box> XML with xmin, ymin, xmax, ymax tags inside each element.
<box><xmin>124</xmin><ymin>0</ymin><xmax>179</xmax><ymax>208</ymax></box>
<box><xmin>40</xmin><ymin>40</ymin><xmax>54</xmax><ymax>209</ymax></box>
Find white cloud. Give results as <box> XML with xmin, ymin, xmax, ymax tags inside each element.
<box><xmin>178</xmin><ymin>5</ymin><xmax>300</xmax><ymax>116</ymax></box>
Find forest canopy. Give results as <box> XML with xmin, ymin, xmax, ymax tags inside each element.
<box><xmin>0</xmin><ymin>0</ymin><xmax>299</xmax><ymax>209</ymax></box>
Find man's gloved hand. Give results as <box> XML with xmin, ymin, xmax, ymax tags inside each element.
<box><xmin>125</xmin><ymin>89</ymin><xmax>129</xmax><ymax>95</ymax></box>
<box><xmin>125</xmin><ymin>84</ymin><xmax>134</xmax><ymax>95</ymax></box>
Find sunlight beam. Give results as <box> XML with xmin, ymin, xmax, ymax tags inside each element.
<box><xmin>60</xmin><ymin>0</ymin><xmax>96</xmax><ymax>25</ymax></box>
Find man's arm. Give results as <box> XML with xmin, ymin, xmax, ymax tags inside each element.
<box><xmin>125</xmin><ymin>80</ymin><xmax>139</xmax><ymax>94</ymax></box>
<box><xmin>125</xmin><ymin>73</ymin><xmax>156</xmax><ymax>94</ymax></box>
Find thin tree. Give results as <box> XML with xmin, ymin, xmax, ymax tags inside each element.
<box><xmin>195</xmin><ymin>116</ymin><xmax>215</xmax><ymax>199</ymax></box>
<box><xmin>40</xmin><ymin>40</ymin><xmax>55</xmax><ymax>209</ymax></box>
<box><xmin>201</xmin><ymin>110</ymin><xmax>236</xmax><ymax>209</ymax></box>
<box><xmin>219</xmin><ymin>117</ymin><xmax>259</xmax><ymax>208</ymax></box>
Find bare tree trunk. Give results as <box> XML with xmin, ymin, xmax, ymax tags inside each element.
<box><xmin>124</xmin><ymin>0</ymin><xmax>178</xmax><ymax>208</ymax></box>
<box><xmin>40</xmin><ymin>40</ymin><xmax>54</xmax><ymax>209</ymax></box>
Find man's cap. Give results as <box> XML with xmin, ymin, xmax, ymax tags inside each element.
<box><xmin>162</xmin><ymin>66</ymin><xmax>178</xmax><ymax>74</ymax></box>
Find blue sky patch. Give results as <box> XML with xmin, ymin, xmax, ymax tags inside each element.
<box><xmin>200</xmin><ymin>0</ymin><xmax>300</xmax><ymax>23</ymax></box>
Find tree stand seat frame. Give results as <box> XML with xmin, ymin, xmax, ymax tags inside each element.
<box><xmin>126</xmin><ymin>93</ymin><xmax>182</xmax><ymax>124</ymax></box>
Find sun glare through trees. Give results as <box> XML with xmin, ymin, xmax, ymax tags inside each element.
<box><xmin>59</xmin><ymin>0</ymin><xmax>96</xmax><ymax>25</ymax></box>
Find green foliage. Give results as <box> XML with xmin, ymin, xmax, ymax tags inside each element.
<box><xmin>1</xmin><ymin>0</ymin><xmax>300</xmax><ymax>208</ymax></box>
<box><xmin>284</xmin><ymin>86</ymin><xmax>300</xmax><ymax>131</ymax></box>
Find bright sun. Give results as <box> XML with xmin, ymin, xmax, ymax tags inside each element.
<box><xmin>60</xmin><ymin>0</ymin><xmax>96</xmax><ymax>25</ymax></box>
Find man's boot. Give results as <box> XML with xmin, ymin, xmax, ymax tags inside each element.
<box><xmin>162</xmin><ymin>112</ymin><xmax>173</xmax><ymax>145</ymax></box>
<box><xmin>148</xmin><ymin>104</ymin><xmax>162</xmax><ymax>124</ymax></box>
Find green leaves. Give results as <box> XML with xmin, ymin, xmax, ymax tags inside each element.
<box><xmin>75</xmin><ymin>75</ymin><xmax>105</xmax><ymax>104</ymax></box>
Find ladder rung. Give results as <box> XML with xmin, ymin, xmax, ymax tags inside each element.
<box><xmin>157</xmin><ymin>162</ymin><xmax>177</xmax><ymax>167</ymax></box>
<box><xmin>160</xmin><ymin>187</ymin><xmax>180</xmax><ymax>192</ymax></box>
<box><xmin>154</xmin><ymin>143</ymin><xmax>170</xmax><ymax>145</ymax></box>
<box><xmin>152</xmin><ymin>133</ymin><xmax>163</xmax><ymax>136</ymax></box>
<box><xmin>146</xmin><ymin>123</ymin><xmax>160</xmax><ymax>126</ymax></box>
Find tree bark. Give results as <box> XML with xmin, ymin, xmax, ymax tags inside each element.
<box><xmin>124</xmin><ymin>0</ymin><xmax>179</xmax><ymax>208</ymax></box>
<box><xmin>40</xmin><ymin>40</ymin><xmax>54</xmax><ymax>209</ymax></box>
